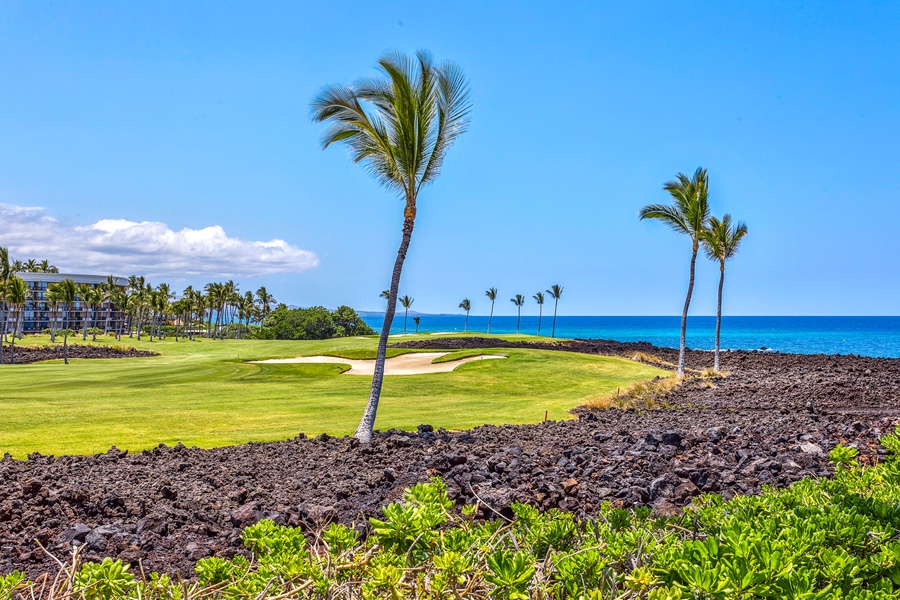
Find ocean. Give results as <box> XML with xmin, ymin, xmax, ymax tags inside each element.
<box><xmin>360</xmin><ymin>315</ymin><xmax>900</xmax><ymax>359</ymax></box>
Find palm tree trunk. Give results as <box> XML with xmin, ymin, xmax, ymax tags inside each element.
<box><xmin>516</xmin><ymin>308</ymin><xmax>521</xmax><ymax>334</ymax></box>
<box><xmin>714</xmin><ymin>262</ymin><xmax>724</xmax><ymax>372</ymax></box>
<box><xmin>92</xmin><ymin>308</ymin><xmax>97</xmax><ymax>341</ymax></box>
<box><xmin>9</xmin><ymin>306</ymin><xmax>17</xmax><ymax>364</ymax></box>
<box><xmin>677</xmin><ymin>244</ymin><xmax>699</xmax><ymax>378</ymax></box>
<box><xmin>551</xmin><ymin>300</ymin><xmax>558</xmax><ymax>338</ymax></box>
<box><xmin>537</xmin><ymin>305</ymin><xmax>543</xmax><ymax>336</ymax></box>
<box><xmin>355</xmin><ymin>212</ymin><xmax>415</xmax><ymax>443</ymax></box>
<box><xmin>487</xmin><ymin>302</ymin><xmax>494</xmax><ymax>334</ymax></box>
<box><xmin>63</xmin><ymin>306</ymin><xmax>69</xmax><ymax>365</ymax></box>
<box><xmin>0</xmin><ymin>304</ymin><xmax>5</xmax><ymax>365</ymax></box>
<box><xmin>464</xmin><ymin>310</ymin><xmax>468</xmax><ymax>332</ymax></box>
<box><xmin>404</xmin><ymin>308</ymin><xmax>408</xmax><ymax>334</ymax></box>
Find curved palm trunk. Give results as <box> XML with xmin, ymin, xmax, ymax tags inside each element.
<box><xmin>677</xmin><ymin>244</ymin><xmax>699</xmax><ymax>377</ymax></box>
<box><xmin>551</xmin><ymin>301</ymin><xmax>558</xmax><ymax>338</ymax></box>
<box><xmin>714</xmin><ymin>262</ymin><xmax>725</xmax><ymax>372</ymax></box>
<box><xmin>487</xmin><ymin>302</ymin><xmax>494</xmax><ymax>334</ymax></box>
<box><xmin>355</xmin><ymin>213</ymin><xmax>414</xmax><ymax>443</ymax></box>
<box><xmin>537</xmin><ymin>304</ymin><xmax>543</xmax><ymax>336</ymax></box>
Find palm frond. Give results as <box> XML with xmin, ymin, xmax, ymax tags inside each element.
<box><xmin>702</xmin><ymin>214</ymin><xmax>748</xmax><ymax>262</ymax></box>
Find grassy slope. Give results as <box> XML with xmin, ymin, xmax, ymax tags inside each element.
<box><xmin>0</xmin><ymin>334</ymin><xmax>666</xmax><ymax>457</ymax></box>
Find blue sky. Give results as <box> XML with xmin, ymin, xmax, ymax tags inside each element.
<box><xmin>1</xmin><ymin>1</ymin><xmax>898</xmax><ymax>315</ymax></box>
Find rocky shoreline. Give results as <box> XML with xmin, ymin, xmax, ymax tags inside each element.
<box><xmin>1</xmin><ymin>338</ymin><xmax>897</xmax><ymax>578</ymax></box>
<box><xmin>0</xmin><ymin>344</ymin><xmax>158</xmax><ymax>365</ymax></box>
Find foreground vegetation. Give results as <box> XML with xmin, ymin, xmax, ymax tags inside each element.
<box><xmin>0</xmin><ymin>334</ymin><xmax>663</xmax><ymax>457</ymax></box>
<box><xmin>3</xmin><ymin>439</ymin><xmax>900</xmax><ymax>598</ymax></box>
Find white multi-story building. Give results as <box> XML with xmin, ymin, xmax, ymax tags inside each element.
<box><xmin>13</xmin><ymin>273</ymin><xmax>128</xmax><ymax>334</ymax></box>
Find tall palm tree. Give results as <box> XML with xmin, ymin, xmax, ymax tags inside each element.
<box><xmin>85</xmin><ymin>287</ymin><xmax>104</xmax><ymax>341</ymax></box>
<box><xmin>311</xmin><ymin>50</ymin><xmax>471</xmax><ymax>443</ymax></box>
<box><xmin>701</xmin><ymin>214</ymin><xmax>748</xmax><ymax>372</ymax></box>
<box><xmin>256</xmin><ymin>286</ymin><xmax>275</xmax><ymax>322</ymax></box>
<box><xmin>78</xmin><ymin>283</ymin><xmax>93</xmax><ymax>340</ymax></box>
<box><xmin>639</xmin><ymin>167</ymin><xmax>711</xmax><ymax>377</ymax></box>
<box><xmin>24</xmin><ymin>259</ymin><xmax>37</xmax><ymax>273</ymax></box>
<box><xmin>399</xmin><ymin>295</ymin><xmax>414</xmax><ymax>334</ymax></box>
<box><xmin>413</xmin><ymin>316</ymin><xmax>421</xmax><ymax>334</ymax></box>
<box><xmin>511</xmin><ymin>294</ymin><xmax>525</xmax><ymax>334</ymax></box>
<box><xmin>546</xmin><ymin>285</ymin><xmax>563</xmax><ymax>338</ymax></box>
<box><xmin>458</xmin><ymin>298</ymin><xmax>471</xmax><ymax>332</ymax></box>
<box><xmin>52</xmin><ymin>278</ymin><xmax>78</xmax><ymax>365</ymax></box>
<box><xmin>485</xmin><ymin>288</ymin><xmax>497</xmax><ymax>334</ymax></box>
<box><xmin>0</xmin><ymin>247</ymin><xmax>9</xmax><ymax>364</ymax></box>
<box><xmin>45</xmin><ymin>287</ymin><xmax>62</xmax><ymax>343</ymax></box>
<box><xmin>4</xmin><ymin>276</ymin><xmax>29</xmax><ymax>364</ymax></box>
<box><xmin>533</xmin><ymin>292</ymin><xmax>545</xmax><ymax>336</ymax></box>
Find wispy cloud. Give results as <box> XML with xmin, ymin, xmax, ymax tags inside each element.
<box><xmin>0</xmin><ymin>203</ymin><xmax>319</xmax><ymax>278</ymax></box>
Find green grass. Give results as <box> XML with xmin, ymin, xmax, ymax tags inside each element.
<box><xmin>0</xmin><ymin>334</ymin><xmax>666</xmax><ymax>457</ymax></box>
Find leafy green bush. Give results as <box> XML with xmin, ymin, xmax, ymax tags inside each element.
<box><xmin>9</xmin><ymin>433</ymin><xmax>900</xmax><ymax>598</ymax></box>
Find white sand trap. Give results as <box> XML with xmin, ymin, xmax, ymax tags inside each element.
<box><xmin>253</xmin><ymin>352</ymin><xmax>506</xmax><ymax>375</ymax></box>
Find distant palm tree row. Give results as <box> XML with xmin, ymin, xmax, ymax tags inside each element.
<box><xmin>8</xmin><ymin>257</ymin><xmax>59</xmax><ymax>273</ymax></box>
<box><xmin>458</xmin><ymin>285</ymin><xmax>564</xmax><ymax>337</ymax></box>
<box><xmin>640</xmin><ymin>167</ymin><xmax>748</xmax><ymax>375</ymax></box>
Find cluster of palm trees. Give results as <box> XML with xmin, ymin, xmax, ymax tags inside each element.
<box><xmin>1</xmin><ymin>245</ymin><xmax>281</xmax><ymax>365</ymax></box>
<box><xmin>457</xmin><ymin>285</ymin><xmax>564</xmax><ymax>337</ymax></box>
<box><xmin>640</xmin><ymin>167</ymin><xmax>748</xmax><ymax>375</ymax></box>
<box><xmin>7</xmin><ymin>258</ymin><xmax>59</xmax><ymax>273</ymax></box>
<box><xmin>112</xmin><ymin>278</ymin><xmax>278</xmax><ymax>343</ymax></box>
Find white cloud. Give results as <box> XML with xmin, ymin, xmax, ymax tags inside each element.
<box><xmin>0</xmin><ymin>203</ymin><xmax>319</xmax><ymax>278</ymax></box>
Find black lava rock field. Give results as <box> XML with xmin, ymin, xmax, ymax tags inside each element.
<box><xmin>1</xmin><ymin>338</ymin><xmax>897</xmax><ymax>578</ymax></box>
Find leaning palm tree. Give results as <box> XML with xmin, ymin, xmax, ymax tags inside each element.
<box><xmin>546</xmin><ymin>285</ymin><xmax>563</xmax><ymax>338</ymax></box>
<box><xmin>640</xmin><ymin>167</ymin><xmax>711</xmax><ymax>377</ymax></box>
<box><xmin>399</xmin><ymin>295</ymin><xmax>414</xmax><ymax>334</ymax></box>
<box><xmin>485</xmin><ymin>288</ymin><xmax>497</xmax><ymax>334</ymax></box>
<box><xmin>701</xmin><ymin>214</ymin><xmax>748</xmax><ymax>372</ymax></box>
<box><xmin>311</xmin><ymin>50</ymin><xmax>471</xmax><ymax>443</ymax></box>
<box><xmin>511</xmin><ymin>294</ymin><xmax>525</xmax><ymax>334</ymax></box>
<box><xmin>4</xmin><ymin>276</ymin><xmax>29</xmax><ymax>364</ymax></box>
<box><xmin>533</xmin><ymin>292</ymin><xmax>545</xmax><ymax>336</ymax></box>
<box><xmin>458</xmin><ymin>298</ymin><xmax>471</xmax><ymax>332</ymax></box>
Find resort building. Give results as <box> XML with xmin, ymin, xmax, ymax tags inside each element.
<box><xmin>13</xmin><ymin>273</ymin><xmax>128</xmax><ymax>334</ymax></box>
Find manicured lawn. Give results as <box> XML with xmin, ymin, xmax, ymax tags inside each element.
<box><xmin>0</xmin><ymin>334</ymin><xmax>666</xmax><ymax>457</ymax></box>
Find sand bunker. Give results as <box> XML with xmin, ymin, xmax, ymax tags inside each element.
<box><xmin>253</xmin><ymin>351</ymin><xmax>506</xmax><ymax>375</ymax></box>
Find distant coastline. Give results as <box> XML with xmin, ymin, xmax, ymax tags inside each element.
<box><xmin>361</xmin><ymin>315</ymin><xmax>900</xmax><ymax>359</ymax></box>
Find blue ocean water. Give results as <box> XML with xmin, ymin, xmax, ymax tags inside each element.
<box><xmin>361</xmin><ymin>315</ymin><xmax>900</xmax><ymax>358</ymax></box>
